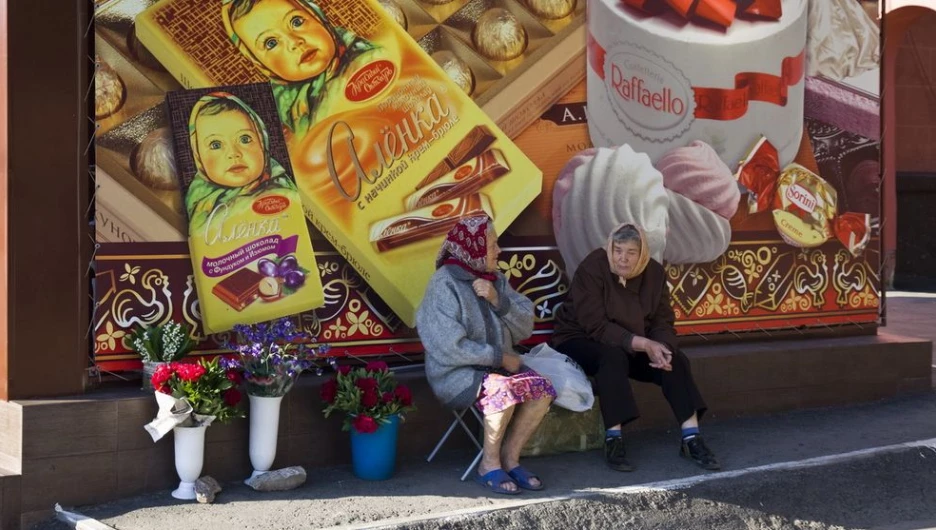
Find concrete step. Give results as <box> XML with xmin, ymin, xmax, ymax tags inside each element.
<box><xmin>7</xmin><ymin>332</ymin><xmax>933</xmax><ymax>528</ymax></box>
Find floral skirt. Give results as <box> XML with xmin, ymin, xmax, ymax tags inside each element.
<box><xmin>475</xmin><ymin>369</ymin><xmax>556</xmax><ymax>415</ymax></box>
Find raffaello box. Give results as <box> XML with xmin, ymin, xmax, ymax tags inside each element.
<box><xmin>136</xmin><ymin>0</ymin><xmax>542</xmax><ymax>326</ymax></box>
<box><xmin>587</xmin><ymin>0</ymin><xmax>808</xmax><ymax>169</ymax></box>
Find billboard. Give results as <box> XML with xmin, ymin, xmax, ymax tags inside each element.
<box><xmin>93</xmin><ymin>0</ymin><xmax>881</xmax><ymax>369</ymax></box>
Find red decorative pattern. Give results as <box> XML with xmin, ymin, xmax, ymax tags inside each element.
<box><xmin>94</xmin><ymin>236</ymin><xmax>880</xmax><ymax>372</ymax></box>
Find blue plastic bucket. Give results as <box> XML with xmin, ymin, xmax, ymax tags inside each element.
<box><xmin>350</xmin><ymin>415</ymin><xmax>400</xmax><ymax>481</ymax></box>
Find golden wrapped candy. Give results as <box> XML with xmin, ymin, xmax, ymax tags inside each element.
<box><xmin>94</xmin><ymin>57</ymin><xmax>126</xmax><ymax>119</ymax></box>
<box><xmin>377</xmin><ymin>0</ymin><xmax>408</xmax><ymax>30</ymax></box>
<box><xmin>130</xmin><ymin>127</ymin><xmax>179</xmax><ymax>191</ymax></box>
<box><xmin>472</xmin><ymin>8</ymin><xmax>528</xmax><ymax>62</ymax></box>
<box><xmin>525</xmin><ymin>0</ymin><xmax>576</xmax><ymax>19</ymax></box>
<box><xmin>771</xmin><ymin>164</ymin><xmax>838</xmax><ymax>248</ymax></box>
<box><xmin>431</xmin><ymin>51</ymin><xmax>475</xmax><ymax>96</ymax></box>
<box><xmin>420</xmin><ymin>0</ymin><xmax>456</xmax><ymax>4</ymax></box>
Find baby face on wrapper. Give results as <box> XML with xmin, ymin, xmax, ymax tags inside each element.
<box><xmin>184</xmin><ymin>92</ymin><xmax>298</xmax><ymax>235</ymax></box>
<box><xmin>229</xmin><ymin>0</ymin><xmax>336</xmax><ymax>83</ymax></box>
<box><xmin>193</xmin><ymin>102</ymin><xmax>266</xmax><ymax>189</ymax></box>
<box><xmin>224</xmin><ymin>0</ymin><xmax>377</xmax><ymax>136</ymax></box>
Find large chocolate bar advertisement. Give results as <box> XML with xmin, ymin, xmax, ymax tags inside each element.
<box><xmin>93</xmin><ymin>0</ymin><xmax>881</xmax><ymax>370</ymax></box>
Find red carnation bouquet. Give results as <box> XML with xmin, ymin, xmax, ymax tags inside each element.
<box><xmin>151</xmin><ymin>357</ymin><xmax>245</xmax><ymax>425</ymax></box>
<box><xmin>320</xmin><ymin>361</ymin><xmax>416</xmax><ymax>434</ymax></box>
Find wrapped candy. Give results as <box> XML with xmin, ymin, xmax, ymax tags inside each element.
<box><xmin>94</xmin><ymin>57</ymin><xmax>126</xmax><ymax>119</ymax></box>
<box><xmin>472</xmin><ymin>8</ymin><xmax>528</xmax><ymax>61</ymax></box>
<box><xmin>621</xmin><ymin>0</ymin><xmax>781</xmax><ymax>28</ymax></box>
<box><xmin>525</xmin><ymin>0</ymin><xmax>577</xmax><ymax>20</ymax></box>
<box><xmin>377</xmin><ymin>0</ymin><xmax>408</xmax><ymax>30</ymax></box>
<box><xmin>736</xmin><ymin>136</ymin><xmax>872</xmax><ymax>256</ymax></box>
<box><xmin>431</xmin><ymin>51</ymin><xmax>475</xmax><ymax>96</ymax></box>
<box><xmin>130</xmin><ymin>127</ymin><xmax>179</xmax><ymax>191</ymax></box>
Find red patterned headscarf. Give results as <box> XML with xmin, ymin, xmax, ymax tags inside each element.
<box><xmin>435</xmin><ymin>215</ymin><xmax>497</xmax><ymax>281</ymax></box>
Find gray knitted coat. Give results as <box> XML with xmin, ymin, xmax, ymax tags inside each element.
<box><xmin>415</xmin><ymin>264</ymin><xmax>535</xmax><ymax>409</ymax></box>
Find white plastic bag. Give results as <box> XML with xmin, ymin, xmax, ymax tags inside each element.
<box><xmin>522</xmin><ymin>343</ymin><xmax>594</xmax><ymax>412</ymax></box>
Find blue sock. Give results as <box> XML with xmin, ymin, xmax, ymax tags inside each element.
<box><xmin>605</xmin><ymin>428</ymin><xmax>622</xmax><ymax>440</ymax></box>
<box><xmin>682</xmin><ymin>426</ymin><xmax>700</xmax><ymax>441</ymax></box>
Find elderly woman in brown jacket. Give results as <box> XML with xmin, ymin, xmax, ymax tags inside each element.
<box><xmin>552</xmin><ymin>223</ymin><xmax>720</xmax><ymax>472</ymax></box>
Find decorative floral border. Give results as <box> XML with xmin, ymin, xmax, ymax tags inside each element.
<box><xmin>93</xmin><ymin>237</ymin><xmax>880</xmax><ymax>370</ymax></box>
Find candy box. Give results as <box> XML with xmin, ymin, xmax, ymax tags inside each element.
<box><xmin>133</xmin><ymin>0</ymin><xmax>586</xmax><ymax>138</ymax></box>
<box><xmin>136</xmin><ymin>0</ymin><xmax>543</xmax><ymax>326</ymax></box>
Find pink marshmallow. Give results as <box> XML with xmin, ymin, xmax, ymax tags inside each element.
<box><xmin>655</xmin><ymin>140</ymin><xmax>740</xmax><ymax>220</ymax></box>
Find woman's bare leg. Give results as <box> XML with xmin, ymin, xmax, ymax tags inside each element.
<box><xmin>478</xmin><ymin>405</ymin><xmax>517</xmax><ymax>491</ymax></box>
<box><xmin>500</xmin><ymin>396</ymin><xmax>552</xmax><ymax>487</ymax></box>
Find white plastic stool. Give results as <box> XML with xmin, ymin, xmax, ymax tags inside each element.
<box><xmin>426</xmin><ymin>407</ymin><xmax>484</xmax><ymax>481</ymax></box>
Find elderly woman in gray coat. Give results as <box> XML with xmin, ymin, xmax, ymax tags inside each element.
<box><xmin>416</xmin><ymin>215</ymin><xmax>555</xmax><ymax>495</ymax></box>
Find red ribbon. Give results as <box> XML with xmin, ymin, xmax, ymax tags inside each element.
<box><xmin>587</xmin><ymin>35</ymin><xmax>804</xmax><ymax>121</ymax></box>
<box><xmin>621</xmin><ymin>0</ymin><xmax>782</xmax><ymax>28</ymax></box>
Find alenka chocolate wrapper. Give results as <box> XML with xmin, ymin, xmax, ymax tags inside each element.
<box><xmin>736</xmin><ymin>136</ymin><xmax>872</xmax><ymax>256</ymax></box>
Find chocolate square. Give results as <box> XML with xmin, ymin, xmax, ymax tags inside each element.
<box><xmin>211</xmin><ymin>268</ymin><xmax>263</xmax><ymax>311</ymax></box>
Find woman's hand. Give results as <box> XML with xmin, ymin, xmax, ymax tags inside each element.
<box><xmin>645</xmin><ymin>340</ymin><xmax>673</xmax><ymax>371</ymax></box>
<box><xmin>631</xmin><ymin>336</ymin><xmax>673</xmax><ymax>371</ymax></box>
<box><xmin>473</xmin><ymin>279</ymin><xmax>499</xmax><ymax>308</ymax></box>
<box><xmin>501</xmin><ymin>352</ymin><xmax>523</xmax><ymax>373</ymax></box>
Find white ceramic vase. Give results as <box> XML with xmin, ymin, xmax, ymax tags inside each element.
<box><xmin>171</xmin><ymin>424</ymin><xmax>206</xmax><ymax>500</ymax></box>
<box><xmin>246</xmin><ymin>394</ymin><xmax>284</xmax><ymax>482</ymax></box>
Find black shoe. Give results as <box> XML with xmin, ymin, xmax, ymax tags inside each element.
<box><xmin>605</xmin><ymin>437</ymin><xmax>635</xmax><ymax>472</ymax></box>
<box><xmin>680</xmin><ymin>435</ymin><xmax>721</xmax><ymax>471</ymax></box>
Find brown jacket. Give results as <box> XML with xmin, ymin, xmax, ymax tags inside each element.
<box><xmin>552</xmin><ymin>248</ymin><xmax>678</xmax><ymax>352</ymax></box>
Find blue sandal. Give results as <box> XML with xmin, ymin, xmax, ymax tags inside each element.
<box><xmin>475</xmin><ymin>469</ymin><xmax>521</xmax><ymax>495</ymax></box>
<box><xmin>507</xmin><ymin>466</ymin><xmax>544</xmax><ymax>491</ymax></box>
